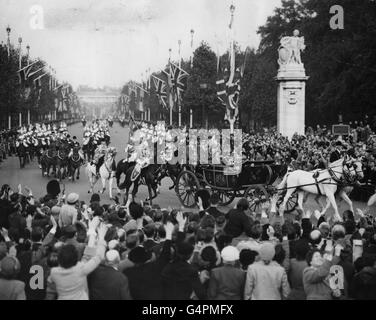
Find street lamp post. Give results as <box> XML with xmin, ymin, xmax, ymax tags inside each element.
<box><xmin>26</xmin><ymin>44</ymin><xmax>31</xmax><ymax>124</ymax></box>
<box><xmin>6</xmin><ymin>25</ymin><xmax>11</xmax><ymax>58</ymax></box>
<box><xmin>26</xmin><ymin>44</ymin><xmax>30</xmax><ymax>63</ymax></box>
<box><xmin>18</xmin><ymin>36</ymin><xmax>22</xmax><ymax>69</ymax></box>
<box><xmin>6</xmin><ymin>26</ymin><xmax>11</xmax><ymax>129</ymax></box>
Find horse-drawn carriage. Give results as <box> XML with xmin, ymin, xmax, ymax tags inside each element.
<box><xmin>174</xmin><ymin>160</ymin><xmax>298</xmax><ymax>213</ymax></box>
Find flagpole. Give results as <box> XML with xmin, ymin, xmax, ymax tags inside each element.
<box><xmin>190</xmin><ymin>30</ymin><xmax>194</xmax><ymax>128</ymax></box>
<box><xmin>228</xmin><ymin>4</ymin><xmax>236</xmax><ymax>134</ymax></box>
<box><xmin>169</xmin><ymin>48</ymin><xmax>173</xmax><ymax>126</ymax></box>
<box><xmin>18</xmin><ymin>37</ymin><xmax>22</xmax><ymax>69</ymax></box>
<box><xmin>178</xmin><ymin>40</ymin><xmax>182</xmax><ymax>127</ymax></box>
<box><xmin>18</xmin><ymin>37</ymin><xmax>23</xmax><ymax>127</ymax></box>
<box><xmin>26</xmin><ymin>44</ymin><xmax>30</xmax><ymax>124</ymax></box>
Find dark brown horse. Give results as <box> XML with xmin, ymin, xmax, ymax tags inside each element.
<box><xmin>68</xmin><ymin>146</ymin><xmax>84</xmax><ymax>181</ymax></box>
<box><xmin>56</xmin><ymin>143</ymin><xmax>69</xmax><ymax>181</ymax></box>
<box><xmin>116</xmin><ymin>161</ymin><xmax>181</xmax><ymax>205</ymax></box>
<box><xmin>41</xmin><ymin>149</ymin><xmax>57</xmax><ymax>177</ymax></box>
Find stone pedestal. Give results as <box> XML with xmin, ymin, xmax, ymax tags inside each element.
<box><xmin>276</xmin><ymin>64</ymin><xmax>308</xmax><ymax>140</ymax></box>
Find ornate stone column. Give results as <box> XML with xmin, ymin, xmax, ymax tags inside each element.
<box><xmin>276</xmin><ymin>30</ymin><xmax>309</xmax><ymax>139</ymax></box>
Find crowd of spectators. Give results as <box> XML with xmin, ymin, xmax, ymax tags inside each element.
<box><xmin>1</xmin><ymin>180</ymin><xmax>376</xmax><ymax>300</ymax></box>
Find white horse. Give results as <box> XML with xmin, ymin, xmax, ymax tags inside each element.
<box><xmin>86</xmin><ymin>151</ymin><xmax>117</xmax><ymax>199</ymax></box>
<box><xmin>278</xmin><ymin>156</ymin><xmax>364</xmax><ymax>222</ymax></box>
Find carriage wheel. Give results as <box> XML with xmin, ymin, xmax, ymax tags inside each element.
<box><xmin>175</xmin><ymin>170</ymin><xmax>200</xmax><ymax>208</ymax></box>
<box><xmin>277</xmin><ymin>191</ymin><xmax>299</xmax><ymax>214</ymax></box>
<box><xmin>217</xmin><ymin>190</ymin><xmax>236</xmax><ymax>207</ymax></box>
<box><xmin>245</xmin><ymin>185</ymin><xmax>269</xmax><ymax>215</ymax></box>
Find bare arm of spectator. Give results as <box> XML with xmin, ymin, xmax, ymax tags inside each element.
<box><xmin>158</xmin><ymin>222</ymin><xmax>174</xmax><ymax>265</ymax></box>
<box><xmin>176</xmin><ymin>211</ymin><xmax>187</xmax><ymax>243</ymax></box>
<box><xmin>81</xmin><ymin>220</ymin><xmax>108</xmax><ymax>275</ymax></box>
<box><xmin>41</xmin><ymin>215</ymin><xmax>58</xmax><ymax>247</ymax></box>
<box><xmin>0</xmin><ymin>228</ymin><xmax>13</xmax><ymax>248</ymax></box>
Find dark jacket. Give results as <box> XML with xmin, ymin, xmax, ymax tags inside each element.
<box><xmin>161</xmin><ymin>258</ymin><xmax>207</xmax><ymax>300</ymax></box>
<box><xmin>88</xmin><ymin>264</ymin><xmax>132</xmax><ymax>300</ymax></box>
<box><xmin>350</xmin><ymin>267</ymin><xmax>376</xmax><ymax>300</ymax></box>
<box><xmin>161</xmin><ymin>231</ymin><xmax>207</xmax><ymax>300</ymax></box>
<box><xmin>124</xmin><ymin>239</ymin><xmax>172</xmax><ymax>300</ymax></box>
<box><xmin>0</xmin><ymin>199</ymin><xmax>12</xmax><ymax>229</ymax></box>
<box><xmin>208</xmin><ymin>265</ymin><xmax>246</xmax><ymax>300</ymax></box>
<box><xmin>224</xmin><ymin>209</ymin><xmax>252</xmax><ymax>239</ymax></box>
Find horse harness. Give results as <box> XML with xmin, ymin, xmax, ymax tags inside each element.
<box><xmin>311</xmin><ymin>158</ymin><xmax>357</xmax><ymax>196</ymax></box>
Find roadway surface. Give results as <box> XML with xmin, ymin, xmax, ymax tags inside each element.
<box><xmin>0</xmin><ymin>122</ymin><xmax>368</xmax><ymax>217</ymax></box>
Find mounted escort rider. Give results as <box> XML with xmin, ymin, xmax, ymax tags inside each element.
<box><xmin>92</xmin><ymin>139</ymin><xmax>109</xmax><ymax>178</ymax></box>
<box><xmin>68</xmin><ymin>136</ymin><xmax>85</xmax><ymax>162</ymax></box>
<box><xmin>128</xmin><ymin>124</ymin><xmax>152</xmax><ymax>181</ymax></box>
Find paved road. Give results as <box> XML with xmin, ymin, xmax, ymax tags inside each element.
<box><xmin>0</xmin><ymin>122</ymin><xmax>368</xmax><ymax>217</ymax></box>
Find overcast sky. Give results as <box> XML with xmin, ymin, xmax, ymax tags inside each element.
<box><xmin>0</xmin><ymin>0</ymin><xmax>282</xmax><ymax>89</ymax></box>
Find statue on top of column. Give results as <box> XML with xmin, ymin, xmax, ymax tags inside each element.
<box><xmin>278</xmin><ymin>30</ymin><xmax>306</xmax><ymax>67</ymax></box>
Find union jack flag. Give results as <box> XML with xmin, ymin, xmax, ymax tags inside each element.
<box><xmin>216</xmin><ymin>57</ymin><xmax>241</xmax><ymax>110</ymax></box>
<box><xmin>152</xmin><ymin>75</ymin><xmax>167</xmax><ymax>109</ymax></box>
<box><xmin>33</xmin><ymin>75</ymin><xmax>44</xmax><ymax>106</ymax></box>
<box><xmin>169</xmin><ymin>62</ymin><xmax>189</xmax><ymax>103</ymax></box>
<box><xmin>17</xmin><ymin>60</ymin><xmax>39</xmax><ymax>86</ymax></box>
<box><xmin>121</xmin><ymin>95</ymin><xmax>130</xmax><ymax>105</ymax></box>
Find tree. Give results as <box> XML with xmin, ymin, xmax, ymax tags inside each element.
<box><xmin>184</xmin><ymin>42</ymin><xmax>223</xmax><ymax>128</ymax></box>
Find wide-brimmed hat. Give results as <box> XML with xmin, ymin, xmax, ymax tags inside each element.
<box><xmin>66</xmin><ymin>193</ymin><xmax>79</xmax><ymax>204</ymax></box>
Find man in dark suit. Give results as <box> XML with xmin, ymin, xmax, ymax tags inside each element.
<box><xmin>123</xmin><ymin>223</ymin><xmax>173</xmax><ymax>299</ymax></box>
<box><xmin>161</xmin><ymin>213</ymin><xmax>207</xmax><ymax>300</ymax></box>
<box><xmin>224</xmin><ymin>199</ymin><xmax>253</xmax><ymax>240</ymax></box>
<box><xmin>88</xmin><ymin>250</ymin><xmax>132</xmax><ymax>300</ymax></box>
<box><xmin>208</xmin><ymin>246</ymin><xmax>246</xmax><ymax>300</ymax></box>
<box><xmin>329</xmin><ymin>141</ymin><xmax>343</xmax><ymax>163</ymax></box>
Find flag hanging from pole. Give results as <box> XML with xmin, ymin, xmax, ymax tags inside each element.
<box><xmin>17</xmin><ymin>60</ymin><xmax>39</xmax><ymax>86</ymax></box>
<box><xmin>152</xmin><ymin>75</ymin><xmax>168</xmax><ymax>109</ymax></box>
<box><xmin>163</xmin><ymin>67</ymin><xmax>175</xmax><ymax>112</ymax></box>
<box><xmin>169</xmin><ymin>62</ymin><xmax>189</xmax><ymax>104</ymax></box>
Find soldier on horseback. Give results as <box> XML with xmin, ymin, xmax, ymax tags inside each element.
<box><xmin>92</xmin><ymin>139</ymin><xmax>109</xmax><ymax>178</ymax></box>
<box><xmin>68</xmin><ymin>136</ymin><xmax>85</xmax><ymax>162</ymax></box>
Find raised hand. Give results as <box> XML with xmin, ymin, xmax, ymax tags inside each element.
<box><xmin>164</xmin><ymin>221</ymin><xmax>175</xmax><ymax>240</ymax></box>
<box><xmin>24</xmin><ymin>186</ymin><xmax>32</xmax><ymax>195</ymax></box>
<box><xmin>50</xmin><ymin>214</ymin><xmax>57</xmax><ymax>229</ymax></box>
<box><xmin>0</xmin><ymin>228</ymin><xmax>9</xmax><ymax>239</ymax></box>
<box><xmin>176</xmin><ymin>211</ymin><xmax>187</xmax><ymax>229</ymax></box>
<box><xmin>97</xmin><ymin>223</ymin><xmax>109</xmax><ymax>240</ymax></box>
<box><xmin>88</xmin><ymin>216</ymin><xmax>101</xmax><ymax>231</ymax></box>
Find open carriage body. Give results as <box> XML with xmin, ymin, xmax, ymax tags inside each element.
<box><xmin>175</xmin><ymin>160</ymin><xmax>298</xmax><ymax>213</ymax></box>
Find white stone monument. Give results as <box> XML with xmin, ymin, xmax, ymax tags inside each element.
<box><xmin>276</xmin><ymin>30</ymin><xmax>308</xmax><ymax>139</ymax></box>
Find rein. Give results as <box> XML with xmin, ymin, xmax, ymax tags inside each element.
<box><xmin>58</xmin><ymin>151</ymin><xmax>67</xmax><ymax>160</ymax></box>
